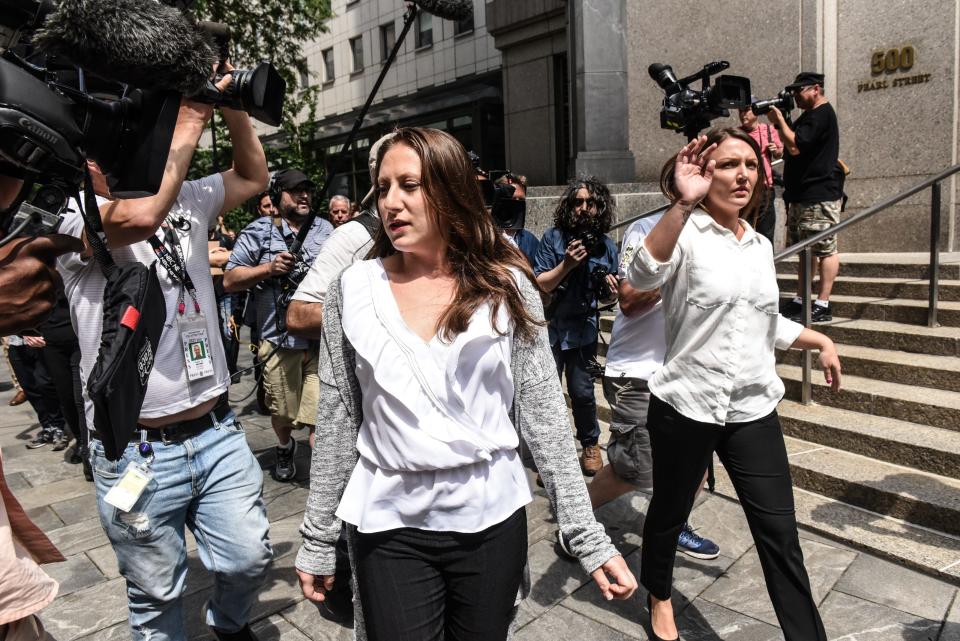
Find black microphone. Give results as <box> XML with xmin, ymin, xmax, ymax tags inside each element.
<box><xmin>31</xmin><ymin>0</ymin><xmax>217</xmax><ymax>95</ymax></box>
<box><xmin>409</xmin><ymin>0</ymin><xmax>473</xmax><ymax>21</ymax></box>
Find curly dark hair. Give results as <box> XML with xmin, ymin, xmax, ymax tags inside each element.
<box><xmin>552</xmin><ymin>176</ymin><xmax>615</xmax><ymax>233</ymax></box>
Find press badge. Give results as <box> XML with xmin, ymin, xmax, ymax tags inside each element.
<box><xmin>179</xmin><ymin>313</ymin><xmax>214</xmax><ymax>381</ymax></box>
<box><xmin>103</xmin><ymin>462</ymin><xmax>154</xmax><ymax>512</ymax></box>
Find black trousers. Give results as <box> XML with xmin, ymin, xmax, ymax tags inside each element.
<box><xmin>640</xmin><ymin>395</ymin><xmax>826</xmax><ymax>641</ymax></box>
<box><xmin>551</xmin><ymin>342</ymin><xmax>601</xmax><ymax>446</ymax></box>
<box><xmin>355</xmin><ymin>508</ymin><xmax>527</xmax><ymax>641</ymax></box>
<box><xmin>41</xmin><ymin>339</ymin><xmax>86</xmax><ymax>446</ymax></box>
<box><xmin>755</xmin><ymin>189</ymin><xmax>777</xmax><ymax>246</ymax></box>
<box><xmin>8</xmin><ymin>344</ymin><xmax>64</xmax><ymax>431</ymax></box>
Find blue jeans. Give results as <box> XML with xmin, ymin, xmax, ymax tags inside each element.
<box><xmin>90</xmin><ymin>410</ymin><xmax>272</xmax><ymax>640</ymax></box>
<box><xmin>551</xmin><ymin>342</ymin><xmax>601</xmax><ymax>447</ymax></box>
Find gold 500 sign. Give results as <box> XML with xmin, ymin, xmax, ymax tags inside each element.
<box><xmin>858</xmin><ymin>45</ymin><xmax>930</xmax><ymax>93</ymax></box>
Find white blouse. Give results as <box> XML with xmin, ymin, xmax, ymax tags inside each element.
<box><xmin>628</xmin><ymin>211</ymin><xmax>804</xmax><ymax>425</ymax></box>
<box><xmin>334</xmin><ymin>259</ymin><xmax>533</xmax><ymax>533</ymax></box>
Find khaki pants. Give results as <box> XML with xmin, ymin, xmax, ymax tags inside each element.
<box><xmin>1</xmin><ymin>616</ymin><xmax>56</xmax><ymax>641</ymax></box>
<box><xmin>258</xmin><ymin>342</ymin><xmax>319</xmax><ymax>430</ymax></box>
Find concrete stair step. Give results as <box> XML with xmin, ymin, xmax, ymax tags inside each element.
<box><xmin>777</xmin><ymin>252</ymin><xmax>960</xmax><ymax>280</ymax></box>
<box><xmin>777</xmin><ymin>274</ymin><xmax>960</xmax><ymax>302</ymax></box>
<box><xmin>777</xmin><ymin>400</ymin><xmax>960</xmax><ymax>479</ymax></box>
<box><xmin>781</xmin><ymin>435</ymin><xmax>960</xmax><ymax>537</ymax></box>
<box><xmin>777</xmin><ymin>342</ymin><xmax>960</xmax><ymax>393</ymax></box>
<box><xmin>711</xmin><ymin>460</ymin><xmax>960</xmax><ymax>585</ymax></box>
<box><xmin>810</xmin><ymin>316</ymin><xmax>960</xmax><ymax>356</ymax></box>
<box><xmin>778</xmin><ymin>293</ymin><xmax>960</xmax><ymax>327</ymax></box>
<box><xmin>777</xmin><ymin>363</ymin><xmax>960</xmax><ymax>433</ymax></box>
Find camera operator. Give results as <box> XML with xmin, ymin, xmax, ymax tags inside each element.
<box><xmin>58</xmin><ymin>74</ymin><xmax>273</xmax><ymax>641</ymax></box>
<box><xmin>738</xmin><ymin>100</ymin><xmax>783</xmax><ymax>245</ymax></box>
<box><xmin>0</xmin><ymin>176</ymin><xmax>84</xmax><ymax>335</ymax></box>
<box><xmin>533</xmin><ymin>178</ymin><xmax>618</xmax><ymax>476</ymax></box>
<box><xmin>766</xmin><ymin>72</ymin><xmax>843</xmax><ymax>323</ymax></box>
<box><xmin>496</xmin><ymin>174</ymin><xmax>539</xmax><ymax>264</ymax></box>
<box><xmin>223</xmin><ymin>168</ymin><xmax>333</xmax><ymax>483</ymax></box>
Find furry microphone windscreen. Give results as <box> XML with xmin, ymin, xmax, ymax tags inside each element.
<box><xmin>410</xmin><ymin>0</ymin><xmax>473</xmax><ymax>21</ymax></box>
<box><xmin>32</xmin><ymin>0</ymin><xmax>217</xmax><ymax>96</ymax></box>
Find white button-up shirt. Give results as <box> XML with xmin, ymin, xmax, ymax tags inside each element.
<box><xmin>628</xmin><ymin>210</ymin><xmax>804</xmax><ymax>425</ymax></box>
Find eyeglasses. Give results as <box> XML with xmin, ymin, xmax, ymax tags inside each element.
<box><xmin>572</xmin><ymin>197</ymin><xmax>597</xmax><ymax>209</ymax></box>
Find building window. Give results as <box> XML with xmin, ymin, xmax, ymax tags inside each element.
<box><xmin>322</xmin><ymin>48</ymin><xmax>335</xmax><ymax>83</ymax></box>
<box><xmin>298</xmin><ymin>59</ymin><xmax>310</xmax><ymax>89</ymax></box>
<box><xmin>380</xmin><ymin>22</ymin><xmax>396</xmax><ymax>61</ymax></box>
<box><xmin>454</xmin><ymin>12</ymin><xmax>473</xmax><ymax>36</ymax></box>
<box><xmin>349</xmin><ymin>36</ymin><xmax>364</xmax><ymax>73</ymax></box>
<box><xmin>414</xmin><ymin>11</ymin><xmax>432</xmax><ymax>49</ymax></box>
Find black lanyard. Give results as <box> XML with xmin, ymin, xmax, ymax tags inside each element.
<box><xmin>147</xmin><ymin>222</ymin><xmax>200</xmax><ymax>315</ymax></box>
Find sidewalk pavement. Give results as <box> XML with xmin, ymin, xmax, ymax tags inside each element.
<box><xmin>1</xmin><ymin>351</ymin><xmax>958</xmax><ymax>641</ymax></box>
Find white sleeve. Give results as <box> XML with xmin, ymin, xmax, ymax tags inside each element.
<box><xmin>292</xmin><ymin>222</ymin><xmax>373</xmax><ymax>305</ymax></box>
<box><xmin>55</xmin><ymin>199</ymin><xmax>101</xmax><ymax>275</ymax></box>
<box><xmin>628</xmin><ymin>236</ymin><xmax>682</xmax><ymax>291</ymax></box>
<box><xmin>176</xmin><ymin>174</ymin><xmax>225</xmax><ymax>229</ymax></box>
<box><xmin>774</xmin><ymin>315</ymin><xmax>805</xmax><ymax>351</ymax></box>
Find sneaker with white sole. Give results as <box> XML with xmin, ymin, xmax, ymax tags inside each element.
<box><xmin>677</xmin><ymin>522</ymin><xmax>720</xmax><ymax>560</ymax></box>
<box><xmin>273</xmin><ymin>439</ymin><xmax>297</xmax><ymax>482</ymax></box>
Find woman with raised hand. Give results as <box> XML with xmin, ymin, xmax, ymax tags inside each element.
<box><xmin>629</xmin><ymin>128</ymin><xmax>841</xmax><ymax>641</ymax></box>
<box><xmin>295</xmin><ymin>127</ymin><xmax>636</xmax><ymax>641</ymax></box>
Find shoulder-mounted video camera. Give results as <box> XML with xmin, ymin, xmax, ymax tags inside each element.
<box><xmin>649</xmin><ymin>61</ymin><xmax>751</xmax><ymax>139</ymax></box>
<box><xmin>0</xmin><ymin>0</ymin><xmax>285</xmax><ymax>245</ymax></box>
<box><xmin>472</xmin><ymin>155</ymin><xmax>527</xmax><ymax>231</ymax></box>
<box><xmin>751</xmin><ymin>89</ymin><xmax>795</xmax><ymax>116</ymax></box>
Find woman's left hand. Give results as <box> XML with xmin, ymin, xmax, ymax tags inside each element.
<box><xmin>590</xmin><ymin>555</ymin><xmax>638</xmax><ymax>601</ymax></box>
<box><xmin>818</xmin><ymin>344</ymin><xmax>842</xmax><ymax>392</ymax></box>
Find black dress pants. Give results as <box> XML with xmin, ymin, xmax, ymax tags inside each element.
<box><xmin>8</xmin><ymin>344</ymin><xmax>64</xmax><ymax>431</ymax></box>
<box><xmin>41</xmin><ymin>339</ymin><xmax>86</xmax><ymax>446</ymax></box>
<box><xmin>355</xmin><ymin>508</ymin><xmax>527</xmax><ymax>641</ymax></box>
<box><xmin>640</xmin><ymin>395</ymin><xmax>826</xmax><ymax>641</ymax></box>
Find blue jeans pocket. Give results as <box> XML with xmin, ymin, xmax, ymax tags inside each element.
<box><xmin>91</xmin><ymin>442</ymin><xmax>158</xmax><ymax>540</ymax></box>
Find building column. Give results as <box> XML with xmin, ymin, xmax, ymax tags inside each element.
<box><xmin>569</xmin><ymin>0</ymin><xmax>635</xmax><ymax>183</ymax></box>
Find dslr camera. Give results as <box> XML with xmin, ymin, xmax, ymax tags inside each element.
<box><xmin>751</xmin><ymin>89</ymin><xmax>795</xmax><ymax>116</ymax></box>
<box><xmin>649</xmin><ymin>61</ymin><xmax>751</xmax><ymax>139</ymax></box>
<box><xmin>588</xmin><ymin>264</ymin><xmax>613</xmax><ymax>302</ymax></box>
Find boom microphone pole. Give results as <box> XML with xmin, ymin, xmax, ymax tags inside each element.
<box><xmin>288</xmin><ymin>0</ymin><xmax>472</xmax><ymax>255</ymax></box>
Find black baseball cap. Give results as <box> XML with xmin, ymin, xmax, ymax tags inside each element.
<box><xmin>786</xmin><ymin>72</ymin><xmax>825</xmax><ymax>91</ymax></box>
<box><xmin>273</xmin><ymin>168</ymin><xmax>314</xmax><ymax>192</ymax></box>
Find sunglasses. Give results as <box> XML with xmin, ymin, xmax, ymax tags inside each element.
<box><xmin>572</xmin><ymin>197</ymin><xmax>598</xmax><ymax>208</ymax></box>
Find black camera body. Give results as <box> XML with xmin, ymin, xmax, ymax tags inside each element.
<box><xmin>588</xmin><ymin>264</ymin><xmax>612</xmax><ymax>302</ymax></box>
<box><xmin>751</xmin><ymin>90</ymin><xmax>795</xmax><ymax>116</ymax></box>
<box><xmin>477</xmin><ymin>166</ymin><xmax>527</xmax><ymax>231</ymax></box>
<box><xmin>649</xmin><ymin>61</ymin><xmax>751</xmax><ymax>139</ymax></box>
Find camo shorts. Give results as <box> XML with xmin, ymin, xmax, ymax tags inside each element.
<box><xmin>787</xmin><ymin>199</ymin><xmax>842</xmax><ymax>257</ymax></box>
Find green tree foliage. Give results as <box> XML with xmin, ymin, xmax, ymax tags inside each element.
<box><xmin>186</xmin><ymin>0</ymin><xmax>332</xmax><ymax>233</ymax></box>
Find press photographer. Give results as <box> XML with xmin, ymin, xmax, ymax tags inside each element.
<box><xmin>57</xmin><ymin>79</ymin><xmax>273</xmax><ymax>641</ymax></box>
<box><xmin>533</xmin><ymin>177</ymin><xmax>618</xmax><ymax>476</ymax></box>
<box><xmin>765</xmin><ymin>72</ymin><xmax>843</xmax><ymax>323</ymax></box>
<box><xmin>224</xmin><ymin>168</ymin><xmax>333</xmax><ymax>483</ymax></box>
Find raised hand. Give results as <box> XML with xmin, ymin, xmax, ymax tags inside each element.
<box><xmin>673</xmin><ymin>135</ymin><xmax>717</xmax><ymax>206</ymax></box>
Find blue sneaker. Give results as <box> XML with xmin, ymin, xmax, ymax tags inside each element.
<box><xmin>677</xmin><ymin>522</ymin><xmax>719</xmax><ymax>560</ymax></box>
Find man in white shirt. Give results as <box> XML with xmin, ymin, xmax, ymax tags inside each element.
<box><xmin>558</xmin><ymin>214</ymin><xmax>720</xmax><ymax>560</ymax></box>
<box><xmin>57</xmin><ymin>88</ymin><xmax>272</xmax><ymax>641</ymax></box>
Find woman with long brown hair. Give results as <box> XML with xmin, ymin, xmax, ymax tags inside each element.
<box><xmin>630</xmin><ymin>128</ymin><xmax>841</xmax><ymax>641</ymax></box>
<box><xmin>295</xmin><ymin>127</ymin><xmax>636</xmax><ymax>641</ymax></box>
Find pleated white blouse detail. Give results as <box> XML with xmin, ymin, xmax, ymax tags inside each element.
<box><xmin>334</xmin><ymin>260</ymin><xmax>533</xmax><ymax>533</ymax></box>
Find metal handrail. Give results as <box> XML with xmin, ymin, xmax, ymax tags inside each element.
<box><xmin>774</xmin><ymin>162</ymin><xmax>960</xmax><ymax>405</ymax></box>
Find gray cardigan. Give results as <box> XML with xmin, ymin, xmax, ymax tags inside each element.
<box><xmin>296</xmin><ymin>268</ymin><xmax>618</xmax><ymax>639</ymax></box>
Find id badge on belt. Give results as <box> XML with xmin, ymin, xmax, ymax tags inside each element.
<box><xmin>179</xmin><ymin>313</ymin><xmax>214</xmax><ymax>381</ymax></box>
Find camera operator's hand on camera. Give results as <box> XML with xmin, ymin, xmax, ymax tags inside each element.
<box><xmin>562</xmin><ymin>239</ymin><xmax>589</xmax><ymax>270</ymax></box>
<box><xmin>765</xmin><ymin>106</ymin><xmax>784</xmax><ymax>127</ymax></box>
<box><xmin>0</xmin><ymin>234</ymin><xmax>83</xmax><ymax>334</ymax></box>
<box><xmin>674</xmin><ymin>135</ymin><xmax>717</xmax><ymax>207</ymax></box>
<box><xmin>270</xmin><ymin>251</ymin><xmax>296</xmax><ymax>277</ymax></box>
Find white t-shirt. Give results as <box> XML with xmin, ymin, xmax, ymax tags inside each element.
<box><xmin>604</xmin><ymin>214</ymin><xmax>666</xmax><ymax>381</ymax></box>
<box><xmin>57</xmin><ymin>176</ymin><xmax>229</xmax><ymax>432</ymax></box>
<box><xmin>291</xmin><ymin>216</ymin><xmax>374</xmax><ymax>306</ymax></box>
<box><xmin>335</xmin><ymin>259</ymin><xmax>532</xmax><ymax>533</ymax></box>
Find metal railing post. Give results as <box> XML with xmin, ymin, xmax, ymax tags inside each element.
<box><xmin>800</xmin><ymin>247</ymin><xmax>813</xmax><ymax>405</ymax></box>
<box><xmin>928</xmin><ymin>182</ymin><xmax>942</xmax><ymax>328</ymax></box>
